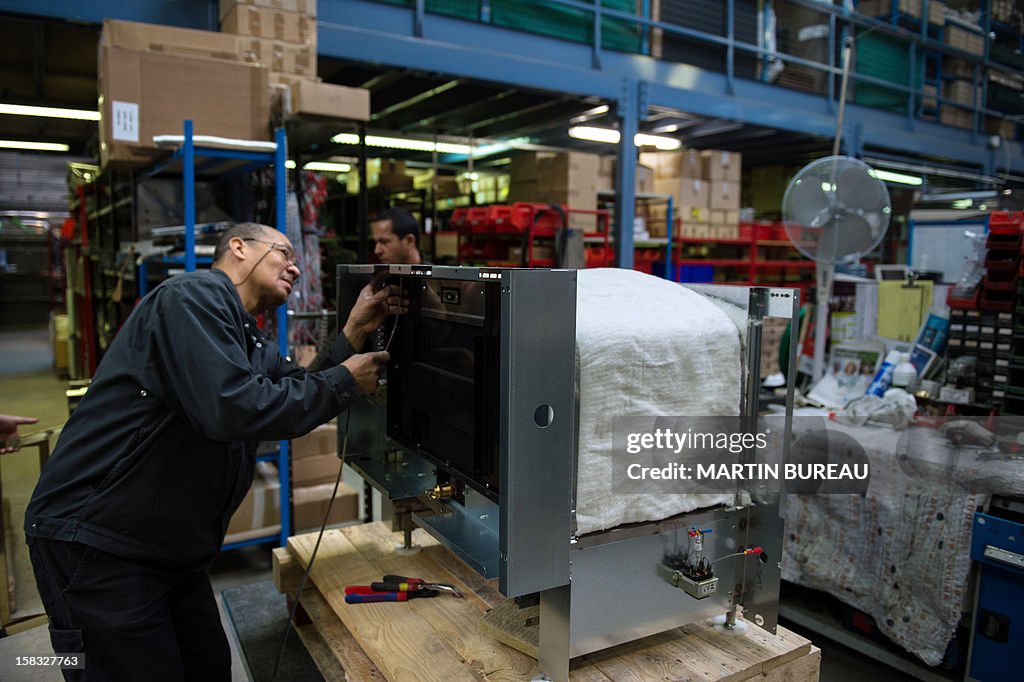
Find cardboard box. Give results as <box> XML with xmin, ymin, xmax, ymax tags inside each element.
<box><xmin>636</xmin><ymin>165</ymin><xmax>654</xmax><ymax>194</ymax></box>
<box><xmin>99</xmin><ymin>45</ymin><xmax>271</xmax><ymax>169</ymax></box>
<box><xmin>292</xmin><ymin>452</ymin><xmax>342</xmax><ymax>487</ymax></box>
<box><xmin>676</xmin><ymin>178</ymin><xmax>710</xmax><ymax>211</ymax></box>
<box><xmin>225</xmin><ymin>461</ymin><xmax>280</xmax><ymax>538</ymax></box>
<box><xmin>287</xmin><ymin>80</ymin><xmax>370</xmax><ymax>120</ymax></box>
<box><xmin>597</xmin><ymin>155</ymin><xmax>615</xmax><ymax>189</ymax></box>
<box><xmin>709</xmin><ymin>181</ymin><xmax>741</xmax><ymax>210</ymax></box>
<box><xmin>708</xmin><ymin>224</ymin><xmax>740</xmax><ymax>239</ymax></box>
<box><xmin>856</xmin><ymin>0</ymin><xmax>944</xmax><ymax>26</ymax></box>
<box><xmin>985</xmin><ymin>117</ymin><xmax>1016</xmax><ymax>139</ymax></box>
<box><xmin>50</xmin><ymin>313</ymin><xmax>69</xmax><ymax>374</ymax></box>
<box><xmin>101</xmin><ymin>19</ymin><xmax>242</xmax><ymax>62</ymax></box>
<box><xmin>292</xmin><ymin>482</ymin><xmax>359</xmax><ymax>531</ymax></box>
<box><xmin>221</xmin><ymin>5</ymin><xmax>315</xmax><ymax>44</ymax></box>
<box><xmin>238</xmin><ymin>37</ymin><xmax>316</xmax><ymax>77</ymax></box>
<box><xmin>945</xmin><ymin>25</ymin><xmax>985</xmax><ymax>56</ymax></box>
<box><xmin>640</xmin><ymin>150</ymin><xmax>702</xmax><ymax>180</ymax></box>
<box><xmin>220</xmin><ymin>0</ymin><xmax>317</xmax><ymax>21</ymax></box>
<box><xmin>940</xmin><ymin>106</ymin><xmax>972</xmax><ymax>129</ymax></box>
<box><xmin>709</xmin><ymin>209</ymin><xmax>740</xmax><ymax>226</ymax></box>
<box><xmin>290</xmin><ymin>423</ymin><xmax>337</xmax><ymax>459</ymax></box>
<box><xmin>434</xmin><ymin>231</ymin><xmax>459</xmax><ymax>259</ymax></box>
<box><xmin>943</xmin><ymin>79</ymin><xmax>980</xmax><ymax>106</ymax></box>
<box><xmin>701</xmin><ymin>150</ymin><xmax>742</xmax><ymax>182</ymax></box>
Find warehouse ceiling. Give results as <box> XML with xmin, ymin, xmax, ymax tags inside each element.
<box><xmin>0</xmin><ymin>13</ymin><xmax>1013</xmax><ymax>195</ymax></box>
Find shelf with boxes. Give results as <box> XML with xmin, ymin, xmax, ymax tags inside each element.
<box><xmin>451</xmin><ymin>202</ymin><xmax>611</xmax><ymax>268</ymax></box>
<box><xmin>669</xmin><ymin>222</ymin><xmax>813</xmax><ymax>290</ymax></box>
<box><xmin>944</xmin><ymin>211</ymin><xmax>1024</xmax><ymax>411</ymax></box>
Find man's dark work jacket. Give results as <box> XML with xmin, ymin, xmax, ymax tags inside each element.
<box><xmin>26</xmin><ymin>269</ymin><xmax>358</xmax><ymax>567</ymax></box>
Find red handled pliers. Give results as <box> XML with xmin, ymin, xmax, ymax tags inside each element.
<box><xmin>344</xmin><ymin>574</ymin><xmax>464</xmax><ymax>604</ymax></box>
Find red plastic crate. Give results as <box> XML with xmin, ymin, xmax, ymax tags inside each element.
<box><xmin>989</xmin><ymin>211</ymin><xmax>1024</xmax><ymax>235</ymax></box>
<box><xmin>450</xmin><ymin>208</ymin><xmax>468</xmax><ymax>231</ymax></box>
<box><xmin>739</xmin><ymin>223</ymin><xmax>773</xmax><ymax>240</ymax></box>
<box><xmin>486</xmin><ymin>205</ymin><xmax>520</xmax><ymax>234</ymax></box>
<box><xmin>467</xmin><ymin>207</ymin><xmax>490</xmax><ymax>234</ymax></box>
<box><xmin>947</xmin><ymin>287</ymin><xmax>980</xmax><ymax>310</ymax></box>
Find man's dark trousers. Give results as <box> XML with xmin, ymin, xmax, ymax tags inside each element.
<box><xmin>28</xmin><ymin>536</ymin><xmax>231</xmax><ymax>681</ymax></box>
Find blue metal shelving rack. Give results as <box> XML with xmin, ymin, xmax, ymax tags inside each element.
<box><xmin>143</xmin><ymin>119</ymin><xmax>292</xmax><ymax>550</ymax></box>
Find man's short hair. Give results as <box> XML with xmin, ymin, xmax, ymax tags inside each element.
<box><xmin>213</xmin><ymin>223</ymin><xmax>274</xmax><ymax>262</ymax></box>
<box><xmin>373</xmin><ymin>207</ymin><xmax>419</xmax><ymax>242</ymax></box>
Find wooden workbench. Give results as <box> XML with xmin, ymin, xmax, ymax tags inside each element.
<box><xmin>274</xmin><ymin>522</ymin><xmax>820</xmax><ymax>681</ymax></box>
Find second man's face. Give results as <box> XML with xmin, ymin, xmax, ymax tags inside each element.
<box><xmin>372</xmin><ymin>220</ymin><xmax>413</xmax><ymax>264</ymax></box>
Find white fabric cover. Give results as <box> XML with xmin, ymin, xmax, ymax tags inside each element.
<box><xmin>574</xmin><ymin>269</ymin><xmax>743</xmax><ymax>535</ymax></box>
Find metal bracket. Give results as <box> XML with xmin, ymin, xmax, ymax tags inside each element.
<box><xmin>638</xmin><ymin>81</ymin><xmax>649</xmax><ymax>122</ymax></box>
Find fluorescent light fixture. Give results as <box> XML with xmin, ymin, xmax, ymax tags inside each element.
<box><xmin>0</xmin><ymin>139</ymin><xmax>70</xmax><ymax>152</ymax></box>
<box><xmin>568</xmin><ymin>126</ymin><xmax>681</xmax><ymax>150</ymax></box>
<box><xmin>285</xmin><ymin>160</ymin><xmax>296</xmax><ymax>169</ymax></box>
<box><xmin>569</xmin><ymin>126</ymin><xmax>620</xmax><ymax>144</ymax></box>
<box><xmin>569</xmin><ymin>104</ymin><xmax>610</xmax><ymax>125</ymax></box>
<box><xmin>868</xmin><ymin>168</ymin><xmax>923</xmax><ymax>186</ymax></box>
<box><xmin>330</xmin><ymin>132</ymin><xmax>471</xmax><ymax>154</ymax></box>
<box><xmin>951</xmin><ymin>199</ymin><xmax>973</xmax><ymax>209</ymax></box>
<box><xmin>304</xmin><ymin>161</ymin><xmax>351</xmax><ymax>172</ymax></box>
<box><xmin>920</xmin><ymin>190</ymin><xmax>998</xmax><ymax>201</ymax></box>
<box><xmin>634</xmin><ymin>133</ymin><xmax>682</xmax><ymax>150</ymax></box>
<box><xmin>0</xmin><ymin>103</ymin><xmax>100</xmax><ymax>121</ymax></box>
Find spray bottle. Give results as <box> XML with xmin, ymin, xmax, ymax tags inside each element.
<box><xmin>867</xmin><ymin>350</ymin><xmax>903</xmax><ymax>397</ymax></box>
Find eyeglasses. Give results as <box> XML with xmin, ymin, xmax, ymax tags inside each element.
<box><xmin>244</xmin><ymin>238</ymin><xmax>297</xmax><ymax>267</ymax></box>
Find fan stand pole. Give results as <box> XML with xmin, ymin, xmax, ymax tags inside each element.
<box><xmin>832</xmin><ymin>36</ymin><xmax>854</xmax><ymax>158</ymax></box>
<box><xmin>813</xmin><ymin>262</ymin><xmax>833</xmax><ymax>382</ymax></box>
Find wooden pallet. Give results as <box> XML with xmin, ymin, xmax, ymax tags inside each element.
<box><xmin>274</xmin><ymin>522</ymin><xmax>820</xmax><ymax>681</ymax></box>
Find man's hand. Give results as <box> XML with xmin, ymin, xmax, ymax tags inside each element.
<box><xmin>342</xmin><ymin>281</ymin><xmax>408</xmax><ymax>351</ymax></box>
<box><xmin>342</xmin><ymin>351</ymin><xmax>390</xmax><ymax>395</ymax></box>
<box><xmin>0</xmin><ymin>414</ymin><xmax>38</xmax><ymax>454</ymax></box>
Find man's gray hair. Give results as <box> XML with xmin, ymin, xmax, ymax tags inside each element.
<box><xmin>213</xmin><ymin>223</ymin><xmax>274</xmax><ymax>262</ymax></box>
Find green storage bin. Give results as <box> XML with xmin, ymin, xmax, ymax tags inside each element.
<box><xmin>368</xmin><ymin>1</ymin><xmax>642</xmax><ymax>52</ymax></box>
<box><xmin>490</xmin><ymin>0</ymin><xmax>643</xmax><ymax>53</ymax></box>
<box><xmin>853</xmin><ymin>32</ymin><xmax>921</xmax><ymax>112</ymax></box>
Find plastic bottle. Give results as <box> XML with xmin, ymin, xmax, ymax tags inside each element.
<box><xmin>866</xmin><ymin>350</ymin><xmax>902</xmax><ymax>397</ymax></box>
<box><xmin>891</xmin><ymin>352</ymin><xmax>918</xmax><ymax>390</ymax></box>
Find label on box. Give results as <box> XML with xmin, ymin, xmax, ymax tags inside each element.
<box><xmin>112</xmin><ymin>101</ymin><xmax>140</xmax><ymax>142</ymax></box>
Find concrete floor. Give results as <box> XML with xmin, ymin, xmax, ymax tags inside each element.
<box><xmin>0</xmin><ymin>325</ymin><xmax>926</xmax><ymax>681</ymax></box>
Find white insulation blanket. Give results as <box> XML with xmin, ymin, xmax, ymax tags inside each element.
<box><xmin>574</xmin><ymin>269</ymin><xmax>743</xmax><ymax>535</ymax></box>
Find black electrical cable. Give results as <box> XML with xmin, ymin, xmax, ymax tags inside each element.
<box><xmin>270</xmin><ymin>407</ymin><xmax>352</xmax><ymax>682</ymax></box>
<box><xmin>230</xmin><ymin>247</ymin><xmax>274</xmax><ymax>287</ymax></box>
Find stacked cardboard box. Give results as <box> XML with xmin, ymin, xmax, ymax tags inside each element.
<box><xmin>855</xmin><ymin>0</ymin><xmax>945</xmax><ymax>26</ymax></box>
<box><xmin>945</xmin><ymin>24</ymin><xmax>985</xmax><ymax>56</ymax></box>
<box><xmin>220</xmin><ymin>0</ymin><xmax>317</xmax><ymax>80</ymax></box>
<box><xmin>220</xmin><ymin>0</ymin><xmax>370</xmax><ymax>120</ymax></box>
<box><xmin>940</xmin><ymin>106</ymin><xmax>973</xmax><ymax>129</ymax></box>
<box><xmin>641</xmin><ymin>149</ymin><xmax>742</xmax><ymax>238</ymax></box>
<box><xmin>508</xmin><ymin>152</ymin><xmax>600</xmax><ymax>230</ymax></box>
<box><xmin>225</xmin><ymin>461</ymin><xmax>281</xmax><ymax>543</ymax></box>
<box><xmin>944</xmin><ymin>79</ymin><xmax>981</xmax><ymax>106</ymax></box>
<box><xmin>98</xmin><ymin>20</ymin><xmax>272</xmax><ymax>168</ymax></box>
<box><xmin>289</xmin><ymin>423</ymin><xmax>359</xmax><ymax>531</ymax></box>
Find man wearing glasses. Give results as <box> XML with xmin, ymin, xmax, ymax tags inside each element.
<box><xmin>25</xmin><ymin>222</ymin><xmax>403</xmax><ymax>681</ymax></box>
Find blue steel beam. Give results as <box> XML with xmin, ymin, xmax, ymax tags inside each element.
<box><xmin>615</xmin><ymin>79</ymin><xmax>638</xmax><ymax>270</ymax></box>
<box><xmin>0</xmin><ymin>0</ymin><xmax>215</xmax><ymax>29</ymax></box>
<box><xmin>317</xmin><ymin>0</ymin><xmax>1023</xmax><ymax>174</ymax></box>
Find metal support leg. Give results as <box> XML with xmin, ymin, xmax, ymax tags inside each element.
<box><xmin>539</xmin><ymin>584</ymin><xmax>571</xmax><ymax>682</ymax></box>
<box><xmin>614</xmin><ymin>79</ymin><xmax>639</xmax><ymax>270</ymax></box>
